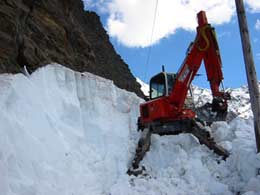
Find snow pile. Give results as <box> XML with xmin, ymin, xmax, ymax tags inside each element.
<box><xmin>0</xmin><ymin>64</ymin><xmax>259</xmax><ymax>195</ymax></box>
<box><xmin>210</xmin><ymin>119</ymin><xmax>260</xmax><ymax>194</ymax></box>
<box><xmin>192</xmin><ymin>85</ymin><xmax>212</xmax><ymax>106</ymax></box>
<box><xmin>111</xmin><ymin>118</ymin><xmax>260</xmax><ymax>195</ymax></box>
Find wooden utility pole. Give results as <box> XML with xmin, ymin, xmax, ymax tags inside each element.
<box><xmin>235</xmin><ymin>0</ymin><xmax>260</xmax><ymax>153</ymax></box>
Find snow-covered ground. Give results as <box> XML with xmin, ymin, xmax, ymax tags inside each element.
<box><xmin>0</xmin><ymin>64</ymin><xmax>259</xmax><ymax>195</ymax></box>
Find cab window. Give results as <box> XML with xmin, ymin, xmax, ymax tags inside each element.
<box><xmin>150</xmin><ymin>73</ymin><xmax>166</xmax><ymax>99</ymax></box>
<box><xmin>151</xmin><ymin>82</ymin><xmax>165</xmax><ymax>99</ymax></box>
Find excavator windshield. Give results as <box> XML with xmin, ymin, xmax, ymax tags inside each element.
<box><xmin>150</xmin><ymin>72</ymin><xmax>176</xmax><ymax>99</ymax></box>
<box><xmin>150</xmin><ymin>73</ymin><xmax>165</xmax><ymax>99</ymax></box>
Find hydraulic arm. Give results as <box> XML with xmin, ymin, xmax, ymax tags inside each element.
<box><xmin>170</xmin><ymin>11</ymin><xmax>229</xmax><ymax>114</ymax></box>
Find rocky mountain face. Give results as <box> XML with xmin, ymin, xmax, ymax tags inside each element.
<box><xmin>0</xmin><ymin>0</ymin><xmax>144</xmax><ymax>97</ymax></box>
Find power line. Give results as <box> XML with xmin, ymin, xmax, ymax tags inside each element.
<box><xmin>144</xmin><ymin>0</ymin><xmax>159</xmax><ymax>82</ymax></box>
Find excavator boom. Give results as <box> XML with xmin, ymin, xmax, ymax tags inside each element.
<box><xmin>170</xmin><ymin>11</ymin><xmax>229</xmax><ymax>112</ymax></box>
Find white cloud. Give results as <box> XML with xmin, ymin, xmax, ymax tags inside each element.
<box><xmin>255</xmin><ymin>19</ymin><xmax>260</xmax><ymax>31</ymax></box>
<box><xmin>106</xmin><ymin>0</ymin><xmax>236</xmax><ymax>47</ymax></box>
<box><xmin>245</xmin><ymin>0</ymin><xmax>260</xmax><ymax>12</ymax></box>
<box><xmin>83</xmin><ymin>0</ymin><xmax>260</xmax><ymax>47</ymax></box>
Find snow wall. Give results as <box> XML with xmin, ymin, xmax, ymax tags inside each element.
<box><xmin>0</xmin><ymin>64</ymin><xmax>260</xmax><ymax>195</ymax></box>
<box><xmin>0</xmin><ymin>64</ymin><xmax>142</xmax><ymax>195</ymax></box>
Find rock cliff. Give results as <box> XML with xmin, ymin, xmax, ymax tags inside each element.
<box><xmin>0</xmin><ymin>0</ymin><xmax>143</xmax><ymax>97</ymax></box>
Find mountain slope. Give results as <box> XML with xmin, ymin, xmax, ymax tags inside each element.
<box><xmin>192</xmin><ymin>85</ymin><xmax>253</xmax><ymax>119</ymax></box>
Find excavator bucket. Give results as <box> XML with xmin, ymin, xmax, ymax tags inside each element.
<box><xmin>195</xmin><ymin>102</ymin><xmax>237</xmax><ymax>124</ymax></box>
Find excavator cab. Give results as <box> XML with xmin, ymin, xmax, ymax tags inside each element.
<box><xmin>150</xmin><ymin>71</ymin><xmax>176</xmax><ymax>99</ymax></box>
<box><xmin>150</xmin><ymin>70</ymin><xmax>194</xmax><ymax>108</ymax></box>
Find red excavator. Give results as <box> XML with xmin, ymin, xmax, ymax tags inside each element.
<box><xmin>128</xmin><ymin>11</ymin><xmax>231</xmax><ymax>176</ymax></box>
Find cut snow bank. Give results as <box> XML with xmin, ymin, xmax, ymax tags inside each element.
<box><xmin>0</xmin><ymin>64</ymin><xmax>142</xmax><ymax>195</ymax></box>
<box><xmin>0</xmin><ymin>64</ymin><xmax>259</xmax><ymax>195</ymax></box>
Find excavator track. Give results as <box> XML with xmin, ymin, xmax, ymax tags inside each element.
<box><xmin>127</xmin><ymin>119</ymin><xmax>229</xmax><ymax>176</ymax></box>
<box><xmin>127</xmin><ymin>128</ymin><xmax>152</xmax><ymax>176</ymax></box>
<box><xmin>189</xmin><ymin>120</ymin><xmax>229</xmax><ymax>159</ymax></box>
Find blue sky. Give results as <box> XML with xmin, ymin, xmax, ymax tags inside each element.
<box><xmin>84</xmin><ymin>0</ymin><xmax>260</xmax><ymax>89</ymax></box>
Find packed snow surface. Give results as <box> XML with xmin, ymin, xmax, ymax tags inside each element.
<box><xmin>0</xmin><ymin>64</ymin><xmax>259</xmax><ymax>195</ymax></box>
